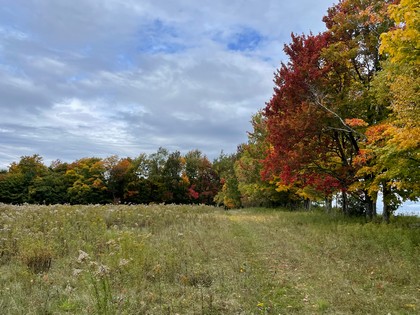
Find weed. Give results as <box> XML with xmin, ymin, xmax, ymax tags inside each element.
<box><xmin>19</xmin><ymin>240</ymin><xmax>53</xmax><ymax>274</ymax></box>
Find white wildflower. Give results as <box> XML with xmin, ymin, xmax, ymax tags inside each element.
<box><xmin>118</xmin><ymin>258</ymin><xmax>130</xmax><ymax>267</ymax></box>
<box><xmin>95</xmin><ymin>264</ymin><xmax>110</xmax><ymax>277</ymax></box>
<box><xmin>77</xmin><ymin>250</ymin><xmax>90</xmax><ymax>263</ymax></box>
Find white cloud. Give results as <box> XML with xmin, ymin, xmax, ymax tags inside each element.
<box><xmin>0</xmin><ymin>26</ymin><xmax>28</xmax><ymax>40</ymax></box>
<box><xmin>0</xmin><ymin>0</ymin><xmax>335</xmax><ymax>168</ymax></box>
<box><xmin>29</xmin><ymin>57</ymin><xmax>71</xmax><ymax>75</ymax></box>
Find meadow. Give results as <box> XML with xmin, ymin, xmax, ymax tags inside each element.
<box><xmin>0</xmin><ymin>203</ymin><xmax>419</xmax><ymax>314</ymax></box>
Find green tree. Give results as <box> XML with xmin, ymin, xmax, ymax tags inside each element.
<box><xmin>147</xmin><ymin>147</ymin><xmax>169</xmax><ymax>203</ymax></box>
<box><xmin>65</xmin><ymin>158</ymin><xmax>109</xmax><ymax>204</ymax></box>
<box><xmin>162</xmin><ymin>151</ymin><xmax>188</xmax><ymax>203</ymax></box>
<box><xmin>0</xmin><ymin>172</ymin><xmax>27</xmax><ymax>204</ymax></box>
<box><xmin>235</xmin><ymin>112</ymin><xmax>294</xmax><ymax>207</ymax></box>
<box><xmin>213</xmin><ymin>152</ymin><xmax>241</xmax><ymax>209</ymax></box>
<box><xmin>0</xmin><ymin>155</ymin><xmax>48</xmax><ymax>203</ymax></box>
<box><xmin>29</xmin><ymin>160</ymin><xmax>70</xmax><ymax>204</ymax></box>
<box><xmin>123</xmin><ymin>154</ymin><xmax>153</xmax><ymax>204</ymax></box>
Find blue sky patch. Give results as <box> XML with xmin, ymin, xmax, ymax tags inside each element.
<box><xmin>227</xmin><ymin>27</ymin><xmax>263</xmax><ymax>52</ymax></box>
<box><xmin>137</xmin><ymin>19</ymin><xmax>186</xmax><ymax>54</ymax></box>
<box><xmin>115</xmin><ymin>53</ymin><xmax>134</xmax><ymax>70</ymax></box>
<box><xmin>66</xmin><ymin>73</ymin><xmax>90</xmax><ymax>83</ymax></box>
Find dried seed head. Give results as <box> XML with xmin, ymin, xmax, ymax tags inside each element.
<box><xmin>118</xmin><ymin>258</ymin><xmax>130</xmax><ymax>267</ymax></box>
<box><xmin>95</xmin><ymin>264</ymin><xmax>110</xmax><ymax>277</ymax></box>
<box><xmin>77</xmin><ymin>250</ymin><xmax>89</xmax><ymax>263</ymax></box>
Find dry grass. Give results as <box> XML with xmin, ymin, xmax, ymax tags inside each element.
<box><xmin>0</xmin><ymin>204</ymin><xmax>419</xmax><ymax>314</ymax></box>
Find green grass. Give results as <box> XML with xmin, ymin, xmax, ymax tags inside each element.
<box><xmin>0</xmin><ymin>204</ymin><xmax>419</xmax><ymax>314</ymax></box>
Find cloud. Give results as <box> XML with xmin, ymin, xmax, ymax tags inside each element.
<box><xmin>0</xmin><ymin>0</ymin><xmax>335</xmax><ymax>168</ymax></box>
<box><xmin>137</xmin><ymin>19</ymin><xmax>188</xmax><ymax>54</ymax></box>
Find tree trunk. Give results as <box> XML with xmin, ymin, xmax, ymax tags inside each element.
<box><xmin>382</xmin><ymin>183</ymin><xmax>391</xmax><ymax>224</ymax></box>
<box><xmin>325</xmin><ymin>196</ymin><xmax>332</xmax><ymax>213</ymax></box>
<box><xmin>304</xmin><ymin>198</ymin><xmax>311</xmax><ymax>211</ymax></box>
<box><xmin>371</xmin><ymin>191</ymin><xmax>377</xmax><ymax>217</ymax></box>
<box><xmin>372</xmin><ymin>201</ymin><xmax>377</xmax><ymax>217</ymax></box>
<box><xmin>364</xmin><ymin>191</ymin><xmax>375</xmax><ymax>221</ymax></box>
<box><xmin>342</xmin><ymin>190</ymin><xmax>349</xmax><ymax>216</ymax></box>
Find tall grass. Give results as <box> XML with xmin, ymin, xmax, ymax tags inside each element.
<box><xmin>0</xmin><ymin>203</ymin><xmax>419</xmax><ymax>314</ymax></box>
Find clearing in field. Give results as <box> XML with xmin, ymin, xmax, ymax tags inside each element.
<box><xmin>0</xmin><ymin>204</ymin><xmax>419</xmax><ymax>314</ymax></box>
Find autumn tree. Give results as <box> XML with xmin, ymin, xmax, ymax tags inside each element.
<box><xmin>103</xmin><ymin>156</ymin><xmax>134</xmax><ymax>204</ymax></box>
<box><xmin>65</xmin><ymin>157</ymin><xmax>109</xmax><ymax>204</ymax></box>
<box><xmin>184</xmin><ymin>150</ymin><xmax>220</xmax><ymax>204</ymax></box>
<box><xmin>213</xmin><ymin>151</ymin><xmax>242</xmax><ymax>209</ymax></box>
<box><xmin>263</xmin><ymin>32</ymin><xmax>345</xmax><ymax>212</ymax></box>
<box><xmin>263</xmin><ymin>0</ymin><xmax>396</xmax><ymax>216</ymax></box>
<box><xmin>365</xmin><ymin>0</ymin><xmax>420</xmax><ymax>222</ymax></box>
<box><xmin>235</xmin><ymin>112</ymin><xmax>295</xmax><ymax>207</ymax></box>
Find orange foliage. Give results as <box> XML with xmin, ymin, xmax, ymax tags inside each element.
<box><xmin>345</xmin><ymin>118</ymin><xmax>368</xmax><ymax>127</ymax></box>
<box><xmin>365</xmin><ymin>123</ymin><xmax>392</xmax><ymax>144</ymax></box>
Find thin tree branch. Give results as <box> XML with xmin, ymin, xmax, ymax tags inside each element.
<box><xmin>308</xmin><ymin>87</ymin><xmax>367</xmax><ymax>140</ymax></box>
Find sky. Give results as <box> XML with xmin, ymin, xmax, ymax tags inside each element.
<box><xmin>0</xmin><ymin>0</ymin><xmax>337</xmax><ymax>169</ymax></box>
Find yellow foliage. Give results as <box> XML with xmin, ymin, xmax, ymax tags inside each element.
<box><xmin>295</xmin><ymin>186</ymin><xmax>323</xmax><ymax>201</ymax></box>
<box><xmin>274</xmin><ymin>182</ymin><xmax>291</xmax><ymax>192</ymax></box>
<box><xmin>380</xmin><ymin>0</ymin><xmax>420</xmax><ymax>65</ymax></box>
<box><xmin>389</xmin><ymin>125</ymin><xmax>420</xmax><ymax>151</ymax></box>
<box><xmin>181</xmin><ymin>173</ymin><xmax>190</xmax><ymax>185</ymax></box>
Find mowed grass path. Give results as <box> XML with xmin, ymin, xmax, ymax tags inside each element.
<box><xmin>0</xmin><ymin>204</ymin><xmax>419</xmax><ymax>314</ymax></box>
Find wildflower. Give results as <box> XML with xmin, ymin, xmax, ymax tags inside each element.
<box><xmin>42</xmin><ymin>274</ymin><xmax>50</xmax><ymax>283</ymax></box>
<box><xmin>77</xmin><ymin>250</ymin><xmax>89</xmax><ymax>263</ymax></box>
<box><xmin>73</xmin><ymin>268</ymin><xmax>83</xmax><ymax>277</ymax></box>
<box><xmin>65</xmin><ymin>281</ymin><xmax>75</xmax><ymax>294</ymax></box>
<box><xmin>89</xmin><ymin>261</ymin><xmax>98</xmax><ymax>268</ymax></box>
<box><xmin>118</xmin><ymin>258</ymin><xmax>130</xmax><ymax>267</ymax></box>
<box><xmin>106</xmin><ymin>239</ymin><xmax>116</xmax><ymax>246</ymax></box>
<box><xmin>95</xmin><ymin>264</ymin><xmax>110</xmax><ymax>277</ymax></box>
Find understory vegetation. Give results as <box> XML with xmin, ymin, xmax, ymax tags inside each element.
<box><xmin>1</xmin><ymin>203</ymin><xmax>419</xmax><ymax>314</ymax></box>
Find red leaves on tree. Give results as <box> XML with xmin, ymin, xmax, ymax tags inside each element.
<box><xmin>188</xmin><ymin>185</ymin><xmax>200</xmax><ymax>200</ymax></box>
<box><xmin>263</xmin><ymin>32</ymin><xmax>342</xmax><ymax>195</ymax></box>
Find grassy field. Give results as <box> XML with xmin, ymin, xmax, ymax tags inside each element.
<box><xmin>0</xmin><ymin>204</ymin><xmax>419</xmax><ymax>314</ymax></box>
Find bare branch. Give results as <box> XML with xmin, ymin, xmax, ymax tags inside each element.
<box><xmin>308</xmin><ymin>87</ymin><xmax>367</xmax><ymax>140</ymax></box>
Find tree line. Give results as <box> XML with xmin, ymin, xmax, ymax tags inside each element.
<box><xmin>0</xmin><ymin>149</ymin><xmax>297</xmax><ymax>208</ymax></box>
<box><xmin>0</xmin><ymin>150</ymin><xmax>216</xmax><ymax>206</ymax></box>
<box><xmin>0</xmin><ymin>0</ymin><xmax>418</xmax><ymax>222</ymax></box>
